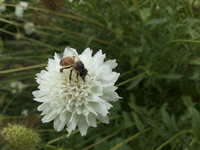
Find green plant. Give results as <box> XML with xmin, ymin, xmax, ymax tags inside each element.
<box><xmin>1</xmin><ymin>0</ymin><xmax>200</xmax><ymax>149</ymax></box>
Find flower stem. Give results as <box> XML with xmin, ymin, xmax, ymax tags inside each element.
<box><xmin>0</xmin><ymin>64</ymin><xmax>47</xmax><ymax>74</ymax></box>
<box><xmin>155</xmin><ymin>130</ymin><xmax>191</xmax><ymax>150</ymax></box>
<box><xmin>110</xmin><ymin>127</ymin><xmax>151</xmax><ymax>150</ymax></box>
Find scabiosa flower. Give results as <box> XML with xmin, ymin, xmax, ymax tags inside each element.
<box><xmin>10</xmin><ymin>81</ymin><xmax>26</xmax><ymax>94</ymax></box>
<box><xmin>33</xmin><ymin>47</ymin><xmax>120</xmax><ymax>136</ymax></box>
<box><xmin>69</xmin><ymin>0</ymin><xmax>84</xmax><ymax>4</ymax></box>
<box><xmin>24</xmin><ymin>22</ymin><xmax>35</xmax><ymax>35</ymax></box>
<box><xmin>0</xmin><ymin>0</ymin><xmax>6</xmax><ymax>12</ymax></box>
<box><xmin>1</xmin><ymin>123</ymin><xmax>40</xmax><ymax>150</ymax></box>
<box><xmin>79</xmin><ymin>0</ymin><xmax>84</xmax><ymax>5</ymax></box>
<box><xmin>21</xmin><ymin>109</ymin><xmax>28</xmax><ymax>116</ymax></box>
<box><xmin>15</xmin><ymin>1</ymin><xmax>28</xmax><ymax>18</ymax></box>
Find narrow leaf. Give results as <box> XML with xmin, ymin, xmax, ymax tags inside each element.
<box><xmin>155</xmin><ymin>73</ymin><xmax>182</xmax><ymax>79</ymax></box>
<box><xmin>132</xmin><ymin>112</ymin><xmax>144</xmax><ymax>132</ymax></box>
<box><xmin>126</xmin><ymin>73</ymin><xmax>145</xmax><ymax>90</ymax></box>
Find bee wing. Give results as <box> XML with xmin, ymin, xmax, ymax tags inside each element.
<box><xmin>65</xmin><ymin>46</ymin><xmax>81</xmax><ymax>62</ymax></box>
<box><xmin>56</xmin><ymin>53</ymin><xmax>63</xmax><ymax>60</ymax></box>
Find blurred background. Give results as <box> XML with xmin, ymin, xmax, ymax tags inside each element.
<box><xmin>1</xmin><ymin>0</ymin><xmax>200</xmax><ymax>149</ymax></box>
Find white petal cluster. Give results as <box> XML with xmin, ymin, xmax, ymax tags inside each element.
<box><xmin>69</xmin><ymin>0</ymin><xmax>84</xmax><ymax>4</ymax></box>
<box><xmin>10</xmin><ymin>81</ymin><xmax>26</xmax><ymax>94</ymax></box>
<box><xmin>0</xmin><ymin>5</ymin><xmax>6</xmax><ymax>12</ymax></box>
<box><xmin>33</xmin><ymin>47</ymin><xmax>120</xmax><ymax>136</ymax></box>
<box><xmin>24</xmin><ymin>22</ymin><xmax>35</xmax><ymax>35</ymax></box>
<box><xmin>15</xmin><ymin>1</ymin><xmax>28</xmax><ymax>18</ymax></box>
<box><xmin>0</xmin><ymin>0</ymin><xmax>6</xmax><ymax>12</ymax></box>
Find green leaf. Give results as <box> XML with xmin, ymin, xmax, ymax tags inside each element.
<box><xmin>189</xmin><ymin>69</ymin><xmax>200</xmax><ymax>80</ymax></box>
<box><xmin>188</xmin><ymin>107</ymin><xmax>200</xmax><ymax>140</ymax></box>
<box><xmin>181</xmin><ymin>95</ymin><xmax>195</xmax><ymax>108</ymax></box>
<box><xmin>188</xmin><ymin>58</ymin><xmax>200</xmax><ymax>65</ymax></box>
<box><xmin>126</xmin><ymin>73</ymin><xmax>145</xmax><ymax>90</ymax></box>
<box><xmin>161</xmin><ymin>106</ymin><xmax>171</xmax><ymax>129</ymax></box>
<box><xmin>144</xmin><ymin>18</ymin><xmax>167</xmax><ymax>26</ymax></box>
<box><xmin>122</xmin><ymin>111</ymin><xmax>132</xmax><ymax>124</ymax></box>
<box><xmin>128</xmin><ymin>94</ymin><xmax>142</xmax><ymax>114</ymax></box>
<box><xmin>160</xmin><ymin>103</ymin><xmax>178</xmax><ymax>132</ymax></box>
<box><xmin>131</xmin><ymin>112</ymin><xmax>144</xmax><ymax>132</ymax></box>
<box><xmin>171</xmin><ymin>115</ymin><xmax>179</xmax><ymax>132</ymax></box>
<box><xmin>155</xmin><ymin>73</ymin><xmax>183</xmax><ymax>79</ymax></box>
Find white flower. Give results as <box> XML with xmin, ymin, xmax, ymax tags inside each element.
<box><xmin>24</xmin><ymin>22</ymin><xmax>35</xmax><ymax>35</ymax></box>
<box><xmin>69</xmin><ymin>0</ymin><xmax>84</xmax><ymax>4</ymax></box>
<box><xmin>10</xmin><ymin>81</ymin><xmax>26</xmax><ymax>94</ymax></box>
<box><xmin>33</xmin><ymin>47</ymin><xmax>120</xmax><ymax>136</ymax></box>
<box><xmin>0</xmin><ymin>5</ymin><xmax>6</xmax><ymax>12</ymax></box>
<box><xmin>79</xmin><ymin>0</ymin><xmax>84</xmax><ymax>5</ymax></box>
<box><xmin>21</xmin><ymin>109</ymin><xmax>28</xmax><ymax>116</ymax></box>
<box><xmin>0</xmin><ymin>0</ymin><xmax>6</xmax><ymax>12</ymax></box>
<box><xmin>15</xmin><ymin>1</ymin><xmax>28</xmax><ymax>18</ymax></box>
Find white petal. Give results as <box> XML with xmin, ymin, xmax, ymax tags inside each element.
<box><xmin>67</xmin><ymin>113</ymin><xmax>77</xmax><ymax>132</ymax></box>
<box><xmin>82</xmin><ymin>105</ymin><xmax>89</xmax><ymax>116</ymax></box>
<box><xmin>63</xmin><ymin>47</ymin><xmax>78</xmax><ymax>58</ymax></box>
<box><xmin>59</xmin><ymin>111</ymin><xmax>70</xmax><ymax>123</ymax></box>
<box><xmin>36</xmin><ymin>70</ymin><xmax>48</xmax><ymax>80</ymax></box>
<box><xmin>55</xmin><ymin>53</ymin><xmax>62</xmax><ymax>60</ymax></box>
<box><xmin>101</xmin><ymin>72</ymin><xmax>119</xmax><ymax>84</ymax></box>
<box><xmin>38</xmin><ymin>103</ymin><xmax>50</xmax><ymax>111</ymax></box>
<box><xmin>84</xmin><ymin>103</ymin><xmax>98</xmax><ymax>116</ymax></box>
<box><xmin>101</xmin><ymin>86</ymin><xmax>121</xmax><ymax>102</ymax></box>
<box><xmin>90</xmin><ymin>82</ymin><xmax>103</xmax><ymax>96</ymax></box>
<box><xmin>54</xmin><ymin>117</ymin><xmax>65</xmax><ymax>132</ymax></box>
<box><xmin>104</xmin><ymin>59</ymin><xmax>118</xmax><ymax>69</ymax></box>
<box><xmin>93</xmin><ymin>50</ymin><xmax>105</xmax><ymax>66</ymax></box>
<box><xmin>89</xmin><ymin>101</ymin><xmax>112</xmax><ymax>116</ymax></box>
<box><xmin>96</xmin><ymin>114</ymin><xmax>109</xmax><ymax>124</ymax></box>
<box><xmin>41</xmin><ymin>109</ymin><xmax>57</xmax><ymax>123</ymax></box>
<box><xmin>33</xmin><ymin>97</ymin><xmax>48</xmax><ymax>102</ymax></box>
<box><xmin>32</xmin><ymin>90</ymin><xmax>45</xmax><ymax>98</ymax></box>
<box><xmin>77</xmin><ymin>115</ymin><xmax>89</xmax><ymax>136</ymax></box>
<box><xmin>75</xmin><ymin>106</ymin><xmax>83</xmax><ymax>115</ymax></box>
<box><xmin>87</xmin><ymin>93</ymin><xmax>102</xmax><ymax>102</ymax></box>
<box><xmin>79</xmin><ymin>48</ymin><xmax>92</xmax><ymax>63</ymax></box>
<box><xmin>86</xmin><ymin>113</ymin><xmax>97</xmax><ymax>127</ymax></box>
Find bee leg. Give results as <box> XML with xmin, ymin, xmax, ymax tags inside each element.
<box><xmin>76</xmin><ymin>74</ymin><xmax>79</xmax><ymax>81</ymax></box>
<box><xmin>60</xmin><ymin>66</ymin><xmax>72</xmax><ymax>73</ymax></box>
<box><xmin>69</xmin><ymin>69</ymin><xmax>73</xmax><ymax>82</ymax></box>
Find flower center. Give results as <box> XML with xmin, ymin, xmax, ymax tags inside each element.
<box><xmin>59</xmin><ymin>69</ymin><xmax>93</xmax><ymax>112</ymax></box>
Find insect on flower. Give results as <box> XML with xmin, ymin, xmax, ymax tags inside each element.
<box><xmin>59</xmin><ymin>46</ymin><xmax>88</xmax><ymax>82</ymax></box>
<box><xmin>33</xmin><ymin>47</ymin><xmax>121</xmax><ymax>136</ymax></box>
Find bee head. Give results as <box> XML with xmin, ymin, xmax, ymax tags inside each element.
<box><xmin>80</xmin><ymin>69</ymin><xmax>88</xmax><ymax>82</ymax></box>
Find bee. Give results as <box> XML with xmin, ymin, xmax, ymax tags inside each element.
<box><xmin>59</xmin><ymin>47</ymin><xmax>88</xmax><ymax>82</ymax></box>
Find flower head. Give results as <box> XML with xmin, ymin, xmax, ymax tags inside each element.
<box><xmin>24</xmin><ymin>22</ymin><xmax>35</xmax><ymax>35</ymax></box>
<box><xmin>1</xmin><ymin>124</ymin><xmax>40</xmax><ymax>150</ymax></box>
<box><xmin>15</xmin><ymin>1</ymin><xmax>28</xmax><ymax>18</ymax></box>
<box><xmin>0</xmin><ymin>5</ymin><xmax>6</xmax><ymax>12</ymax></box>
<box><xmin>10</xmin><ymin>81</ymin><xmax>26</xmax><ymax>94</ymax></box>
<box><xmin>0</xmin><ymin>0</ymin><xmax>6</xmax><ymax>12</ymax></box>
<box><xmin>33</xmin><ymin>47</ymin><xmax>120</xmax><ymax>136</ymax></box>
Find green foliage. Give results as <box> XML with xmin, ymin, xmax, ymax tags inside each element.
<box><xmin>1</xmin><ymin>0</ymin><xmax>200</xmax><ymax>149</ymax></box>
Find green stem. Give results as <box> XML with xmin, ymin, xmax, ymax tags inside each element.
<box><xmin>116</xmin><ymin>73</ymin><xmax>145</xmax><ymax>87</ymax></box>
<box><xmin>110</xmin><ymin>127</ymin><xmax>151</xmax><ymax>150</ymax></box>
<box><xmin>155</xmin><ymin>130</ymin><xmax>191</xmax><ymax>150</ymax></box>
